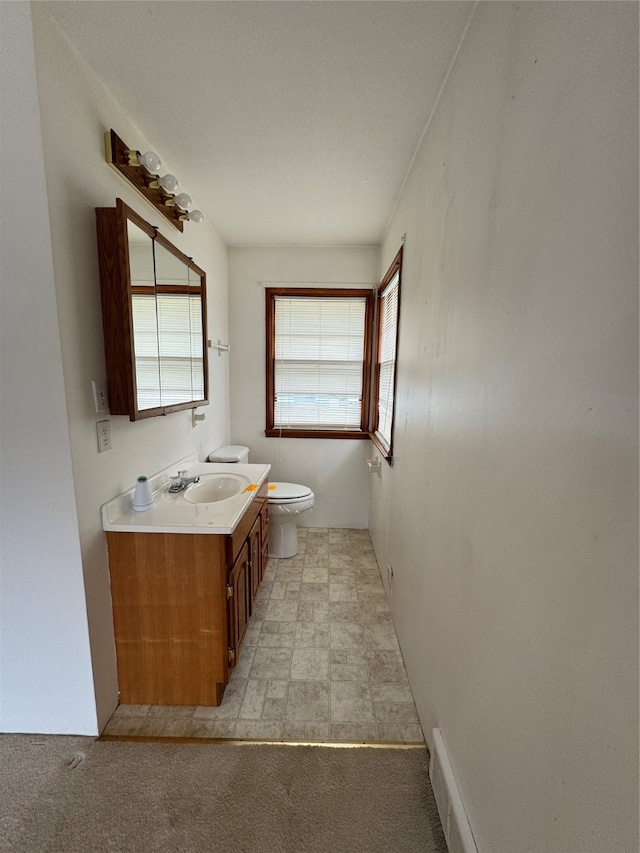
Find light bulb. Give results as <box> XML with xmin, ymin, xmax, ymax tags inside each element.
<box><xmin>174</xmin><ymin>192</ymin><xmax>192</xmax><ymax>210</ymax></box>
<box><xmin>137</xmin><ymin>151</ymin><xmax>161</xmax><ymax>172</ymax></box>
<box><xmin>157</xmin><ymin>174</ymin><xmax>178</xmax><ymax>193</ymax></box>
<box><xmin>187</xmin><ymin>209</ymin><xmax>204</xmax><ymax>223</ymax></box>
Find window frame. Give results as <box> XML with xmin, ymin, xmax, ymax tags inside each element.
<box><xmin>265</xmin><ymin>287</ymin><xmax>374</xmax><ymax>439</ymax></box>
<box><xmin>369</xmin><ymin>247</ymin><xmax>403</xmax><ymax>463</ymax></box>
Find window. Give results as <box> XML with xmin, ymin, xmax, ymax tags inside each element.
<box><xmin>265</xmin><ymin>288</ymin><xmax>373</xmax><ymax>438</ymax></box>
<box><xmin>371</xmin><ymin>248</ymin><xmax>402</xmax><ymax>461</ymax></box>
<box><xmin>264</xmin><ymin>255</ymin><xmax>402</xmax><ymax>453</ymax></box>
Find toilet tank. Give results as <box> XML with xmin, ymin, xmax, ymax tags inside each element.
<box><xmin>207</xmin><ymin>445</ymin><xmax>249</xmax><ymax>464</ymax></box>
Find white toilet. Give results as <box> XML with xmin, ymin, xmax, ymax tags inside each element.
<box><xmin>207</xmin><ymin>446</ymin><xmax>315</xmax><ymax>560</ymax></box>
<box><xmin>267</xmin><ymin>482</ymin><xmax>315</xmax><ymax>559</ymax></box>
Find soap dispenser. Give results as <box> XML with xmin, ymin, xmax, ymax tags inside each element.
<box><xmin>132</xmin><ymin>476</ymin><xmax>154</xmax><ymax>512</ymax></box>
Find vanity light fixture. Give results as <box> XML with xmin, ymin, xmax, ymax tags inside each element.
<box><xmin>149</xmin><ymin>173</ymin><xmax>179</xmax><ymax>194</ymax></box>
<box><xmin>181</xmin><ymin>209</ymin><xmax>204</xmax><ymax>223</ymax></box>
<box><xmin>165</xmin><ymin>192</ymin><xmax>192</xmax><ymax>210</ymax></box>
<box><xmin>125</xmin><ymin>148</ymin><xmax>162</xmax><ymax>172</ymax></box>
<box><xmin>105</xmin><ymin>129</ymin><xmax>203</xmax><ymax>232</ymax></box>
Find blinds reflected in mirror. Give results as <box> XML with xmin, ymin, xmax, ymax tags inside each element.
<box><xmin>133</xmin><ymin>293</ymin><xmax>204</xmax><ymax>409</ymax></box>
<box><xmin>132</xmin><ymin>294</ymin><xmax>161</xmax><ymax>409</ymax></box>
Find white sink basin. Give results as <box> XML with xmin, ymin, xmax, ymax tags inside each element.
<box><xmin>183</xmin><ymin>473</ymin><xmax>251</xmax><ymax>505</ymax></box>
<box><xmin>102</xmin><ymin>458</ymin><xmax>271</xmax><ymax>534</ymax></box>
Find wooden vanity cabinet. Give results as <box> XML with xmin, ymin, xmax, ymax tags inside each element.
<box><xmin>248</xmin><ymin>516</ymin><xmax>261</xmax><ymax>606</ymax></box>
<box><xmin>227</xmin><ymin>542</ymin><xmax>250</xmax><ymax>670</ymax></box>
<box><xmin>260</xmin><ymin>503</ymin><xmax>269</xmax><ymax>584</ymax></box>
<box><xmin>106</xmin><ymin>483</ymin><xmax>269</xmax><ymax>707</ymax></box>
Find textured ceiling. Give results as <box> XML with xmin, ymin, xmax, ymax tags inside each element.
<box><xmin>42</xmin><ymin>1</ymin><xmax>473</xmax><ymax>245</ymax></box>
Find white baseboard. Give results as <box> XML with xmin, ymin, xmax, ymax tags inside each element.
<box><xmin>430</xmin><ymin>728</ymin><xmax>478</xmax><ymax>853</ymax></box>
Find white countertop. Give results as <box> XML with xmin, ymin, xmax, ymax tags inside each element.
<box><xmin>101</xmin><ymin>459</ymin><xmax>271</xmax><ymax>534</ymax></box>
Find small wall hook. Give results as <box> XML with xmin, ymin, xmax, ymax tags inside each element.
<box><xmin>367</xmin><ymin>457</ymin><xmax>381</xmax><ymax>474</ymax></box>
<box><xmin>192</xmin><ymin>410</ymin><xmax>205</xmax><ymax>428</ymax></box>
<box><xmin>208</xmin><ymin>339</ymin><xmax>230</xmax><ymax>356</ymax></box>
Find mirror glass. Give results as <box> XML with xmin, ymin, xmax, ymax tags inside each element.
<box><xmin>189</xmin><ymin>266</ymin><xmax>205</xmax><ymax>401</ymax></box>
<box><xmin>129</xmin><ymin>219</ymin><xmax>161</xmax><ymax>410</ymax></box>
<box><xmin>128</xmin><ymin>223</ymin><xmax>207</xmax><ymax>413</ymax></box>
<box><xmin>154</xmin><ymin>240</ymin><xmax>193</xmax><ymax>407</ymax></box>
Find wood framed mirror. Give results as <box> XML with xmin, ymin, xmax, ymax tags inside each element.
<box><xmin>96</xmin><ymin>198</ymin><xmax>208</xmax><ymax>420</ymax></box>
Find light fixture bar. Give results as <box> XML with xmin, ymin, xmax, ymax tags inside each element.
<box><xmin>105</xmin><ymin>129</ymin><xmax>203</xmax><ymax>232</ymax></box>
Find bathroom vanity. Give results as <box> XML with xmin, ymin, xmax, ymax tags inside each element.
<box><xmin>102</xmin><ymin>461</ymin><xmax>270</xmax><ymax>706</ymax></box>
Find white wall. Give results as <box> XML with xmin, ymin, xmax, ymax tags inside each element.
<box><xmin>228</xmin><ymin>247</ymin><xmax>378</xmax><ymax>528</ymax></box>
<box><xmin>370</xmin><ymin>4</ymin><xmax>638</xmax><ymax>852</ymax></box>
<box><xmin>0</xmin><ymin>5</ymin><xmax>231</xmax><ymax>733</ymax></box>
<box><xmin>0</xmin><ymin>2</ymin><xmax>96</xmax><ymax>734</ymax></box>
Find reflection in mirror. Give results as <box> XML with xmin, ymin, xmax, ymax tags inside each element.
<box><xmin>189</xmin><ymin>266</ymin><xmax>205</xmax><ymax>400</ymax></box>
<box><xmin>128</xmin><ymin>220</ymin><xmax>161</xmax><ymax>410</ymax></box>
<box><xmin>154</xmin><ymin>241</ymin><xmax>198</xmax><ymax>406</ymax></box>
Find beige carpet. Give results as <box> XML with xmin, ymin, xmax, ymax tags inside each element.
<box><xmin>1</xmin><ymin>735</ymin><xmax>446</xmax><ymax>852</ymax></box>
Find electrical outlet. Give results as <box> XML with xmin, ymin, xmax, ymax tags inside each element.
<box><xmin>97</xmin><ymin>419</ymin><xmax>112</xmax><ymax>453</ymax></box>
<box><xmin>92</xmin><ymin>380</ymin><xmax>109</xmax><ymax>413</ymax></box>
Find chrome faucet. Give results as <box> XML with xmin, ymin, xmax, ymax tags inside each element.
<box><xmin>168</xmin><ymin>470</ymin><xmax>200</xmax><ymax>493</ymax></box>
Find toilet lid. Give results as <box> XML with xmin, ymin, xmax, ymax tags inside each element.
<box><xmin>207</xmin><ymin>445</ymin><xmax>249</xmax><ymax>462</ymax></box>
<box><xmin>268</xmin><ymin>482</ymin><xmax>313</xmax><ymax>502</ymax></box>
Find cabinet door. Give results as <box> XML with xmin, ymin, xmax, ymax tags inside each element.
<box><xmin>228</xmin><ymin>541</ymin><xmax>250</xmax><ymax>668</ymax></box>
<box><xmin>260</xmin><ymin>501</ymin><xmax>269</xmax><ymax>582</ymax></box>
<box><xmin>107</xmin><ymin>531</ymin><xmax>228</xmax><ymax>706</ymax></box>
<box><xmin>249</xmin><ymin>515</ymin><xmax>261</xmax><ymax>608</ymax></box>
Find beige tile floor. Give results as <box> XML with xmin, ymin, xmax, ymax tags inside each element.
<box><xmin>104</xmin><ymin>528</ymin><xmax>424</xmax><ymax>744</ymax></box>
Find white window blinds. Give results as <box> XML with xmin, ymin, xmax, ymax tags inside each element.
<box><xmin>132</xmin><ymin>293</ymin><xmax>204</xmax><ymax>409</ymax></box>
<box><xmin>274</xmin><ymin>295</ymin><xmax>368</xmax><ymax>429</ymax></box>
<box><xmin>375</xmin><ymin>270</ymin><xmax>399</xmax><ymax>451</ymax></box>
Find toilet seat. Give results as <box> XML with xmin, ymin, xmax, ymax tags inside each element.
<box><xmin>268</xmin><ymin>482</ymin><xmax>313</xmax><ymax>503</ymax></box>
